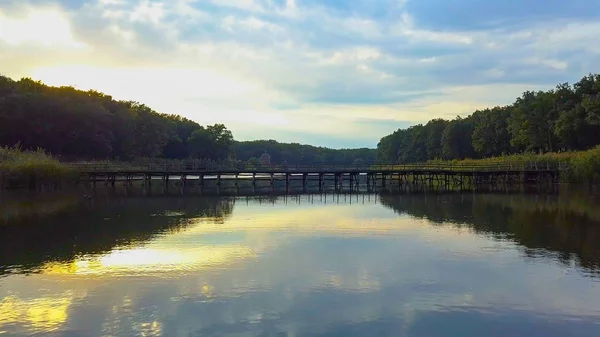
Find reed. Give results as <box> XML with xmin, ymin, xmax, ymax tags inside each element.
<box><xmin>0</xmin><ymin>145</ymin><xmax>75</xmax><ymax>190</ymax></box>
<box><xmin>427</xmin><ymin>146</ymin><xmax>600</xmax><ymax>184</ymax></box>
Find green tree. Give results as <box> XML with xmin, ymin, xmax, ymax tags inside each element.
<box><xmin>441</xmin><ymin>117</ymin><xmax>474</xmax><ymax>159</ymax></box>
<box><xmin>508</xmin><ymin>91</ymin><xmax>558</xmax><ymax>152</ymax></box>
<box><xmin>424</xmin><ymin>119</ymin><xmax>448</xmax><ymax>160</ymax></box>
<box><xmin>472</xmin><ymin>107</ymin><xmax>512</xmax><ymax>157</ymax></box>
<box><xmin>188</xmin><ymin>124</ymin><xmax>234</xmax><ymax>160</ymax></box>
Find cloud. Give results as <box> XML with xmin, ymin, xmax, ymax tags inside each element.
<box><xmin>0</xmin><ymin>5</ymin><xmax>84</xmax><ymax>48</ymax></box>
<box><xmin>1</xmin><ymin>0</ymin><xmax>600</xmax><ymax>148</ymax></box>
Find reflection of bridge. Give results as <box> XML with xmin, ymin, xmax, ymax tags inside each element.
<box><xmin>70</xmin><ymin>162</ymin><xmax>565</xmax><ymax>192</ymax></box>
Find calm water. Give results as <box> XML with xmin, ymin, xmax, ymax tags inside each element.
<box><xmin>1</xmin><ymin>188</ymin><xmax>600</xmax><ymax>336</ymax></box>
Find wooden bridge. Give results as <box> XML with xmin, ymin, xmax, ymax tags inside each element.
<box><xmin>69</xmin><ymin>162</ymin><xmax>566</xmax><ymax>192</ymax></box>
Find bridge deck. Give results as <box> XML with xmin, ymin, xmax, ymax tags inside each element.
<box><xmin>70</xmin><ymin>162</ymin><xmax>564</xmax><ymax>191</ymax></box>
<box><xmin>69</xmin><ymin>163</ymin><xmax>566</xmax><ymax>175</ymax></box>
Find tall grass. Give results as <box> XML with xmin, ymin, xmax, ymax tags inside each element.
<box><xmin>0</xmin><ymin>146</ymin><xmax>75</xmax><ymax>190</ymax></box>
<box><xmin>428</xmin><ymin>146</ymin><xmax>600</xmax><ymax>184</ymax></box>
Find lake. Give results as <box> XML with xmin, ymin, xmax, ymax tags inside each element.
<box><xmin>1</xmin><ymin>187</ymin><xmax>600</xmax><ymax>336</ymax></box>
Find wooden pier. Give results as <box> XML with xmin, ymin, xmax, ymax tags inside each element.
<box><xmin>69</xmin><ymin>162</ymin><xmax>566</xmax><ymax>193</ymax></box>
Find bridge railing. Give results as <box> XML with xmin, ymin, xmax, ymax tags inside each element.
<box><xmin>66</xmin><ymin>161</ymin><xmax>569</xmax><ymax>173</ymax></box>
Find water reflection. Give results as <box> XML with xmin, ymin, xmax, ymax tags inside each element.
<box><xmin>0</xmin><ymin>193</ymin><xmax>235</xmax><ymax>275</ymax></box>
<box><xmin>379</xmin><ymin>192</ymin><xmax>600</xmax><ymax>276</ymax></box>
<box><xmin>0</xmin><ymin>188</ymin><xmax>599</xmax><ymax>336</ymax></box>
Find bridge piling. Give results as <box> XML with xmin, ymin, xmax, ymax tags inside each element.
<box><xmin>73</xmin><ymin>162</ymin><xmax>565</xmax><ymax>193</ymax></box>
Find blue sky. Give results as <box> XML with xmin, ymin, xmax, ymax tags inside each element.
<box><xmin>1</xmin><ymin>0</ymin><xmax>599</xmax><ymax>148</ymax></box>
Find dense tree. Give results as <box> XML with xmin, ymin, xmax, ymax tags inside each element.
<box><xmin>508</xmin><ymin>90</ymin><xmax>559</xmax><ymax>153</ymax></box>
<box><xmin>424</xmin><ymin>119</ymin><xmax>448</xmax><ymax>160</ymax></box>
<box><xmin>6</xmin><ymin>72</ymin><xmax>600</xmax><ymax>166</ymax></box>
<box><xmin>0</xmin><ymin>75</ymin><xmax>233</xmax><ymax>161</ymax></box>
<box><xmin>0</xmin><ymin>74</ymin><xmax>377</xmax><ymax>165</ymax></box>
<box><xmin>233</xmin><ymin>140</ymin><xmax>376</xmax><ymax>165</ymax></box>
<box><xmin>378</xmin><ymin>73</ymin><xmax>600</xmax><ymax>163</ymax></box>
<box><xmin>441</xmin><ymin>117</ymin><xmax>474</xmax><ymax>160</ymax></box>
<box><xmin>471</xmin><ymin>107</ymin><xmax>512</xmax><ymax>157</ymax></box>
<box><xmin>188</xmin><ymin>124</ymin><xmax>234</xmax><ymax>160</ymax></box>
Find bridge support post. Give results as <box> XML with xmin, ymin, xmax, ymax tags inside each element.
<box><xmin>319</xmin><ymin>173</ymin><xmax>323</xmax><ymax>191</ymax></box>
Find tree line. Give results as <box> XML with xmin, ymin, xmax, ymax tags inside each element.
<box><xmin>0</xmin><ymin>75</ymin><xmax>375</xmax><ymax>165</ymax></box>
<box><xmin>4</xmin><ymin>73</ymin><xmax>600</xmax><ymax>167</ymax></box>
<box><xmin>377</xmin><ymin>74</ymin><xmax>600</xmax><ymax>163</ymax></box>
<box><xmin>0</xmin><ymin>75</ymin><xmax>234</xmax><ymax>162</ymax></box>
<box><xmin>233</xmin><ymin>140</ymin><xmax>376</xmax><ymax>166</ymax></box>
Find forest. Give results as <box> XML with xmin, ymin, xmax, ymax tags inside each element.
<box><xmin>3</xmin><ymin>73</ymin><xmax>600</xmax><ymax>168</ymax></box>
<box><xmin>377</xmin><ymin>74</ymin><xmax>600</xmax><ymax>163</ymax></box>
<box><xmin>0</xmin><ymin>75</ymin><xmax>374</xmax><ymax>165</ymax></box>
<box><xmin>234</xmin><ymin>140</ymin><xmax>375</xmax><ymax>166</ymax></box>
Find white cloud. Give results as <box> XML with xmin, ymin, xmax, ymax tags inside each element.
<box><xmin>356</xmin><ymin>64</ymin><xmax>395</xmax><ymax>80</ymax></box>
<box><xmin>221</xmin><ymin>15</ymin><xmax>282</xmax><ymax>33</ymax></box>
<box><xmin>319</xmin><ymin>47</ymin><xmax>383</xmax><ymax>65</ymax></box>
<box><xmin>275</xmin><ymin>0</ymin><xmax>300</xmax><ymax>18</ymax></box>
<box><xmin>391</xmin><ymin>12</ymin><xmax>473</xmax><ymax>44</ymax></box>
<box><xmin>1</xmin><ymin>0</ymin><xmax>600</xmax><ymax>147</ymax></box>
<box><xmin>533</xmin><ymin>58</ymin><xmax>569</xmax><ymax>70</ymax></box>
<box><xmin>0</xmin><ymin>7</ymin><xmax>85</xmax><ymax>48</ymax></box>
<box><xmin>341</xmin><ymin>18</ymin><xmax>382</xmax><ymax>38</ymax></box>
<box><xmin>129</xmin><ymin>0</ymin><xmax>165</xmax><ymax>24</ymax></box>
<box><xmin>210</xmin><ymin>0</ymin><xmax>265</xmax><ymax>13</ymax></box>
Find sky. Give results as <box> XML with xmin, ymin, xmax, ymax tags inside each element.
<box><xmin>1</xmin><ymin>0</ymin><xmax>599</xmax><ymax>148</ymax></box>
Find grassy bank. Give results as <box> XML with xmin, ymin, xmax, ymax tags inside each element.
<box><xmin>428</xmin><ymin>146</ymin><xmax>600</xmax><ymax>184</ymax></box>
<box><xmin>0</xmin><ymin>146</ymin><xmax>75</xmax><ymax>190</ymax></box>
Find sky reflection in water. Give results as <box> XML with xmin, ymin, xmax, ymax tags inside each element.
<box><xmin>1</xmin><ymin>193</ymin><xmax>600</xmax><ymax>336</ymax></box>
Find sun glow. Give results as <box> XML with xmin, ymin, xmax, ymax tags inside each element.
<box><xmin>0</xmin><ymin>7</ymin><xmax>84</xmax><ymax>48</ymax></box>
<box><xmin>29</xmin><ymin>65</ymin><xmax>292</xmax><ymax>127</ymax></box>
<box><xmin>0</xmin><ymin>292</ymin><xmax>75</xmax><ymax>333</ymax></box>
<box><xmin>41</xmin><ymin>245</ymin><xmax>257</xmax><ymax>277</ymax></box>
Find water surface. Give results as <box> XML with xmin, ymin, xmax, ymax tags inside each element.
<box><xmin>1</xmin><ymin>189</ymin><xmax>600</xmax><ymax>336</ymax></box>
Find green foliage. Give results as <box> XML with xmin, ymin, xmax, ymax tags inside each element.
<box><xmin>567</xmin><ymin>146</ymin><xmax>600</xmax><ymax>184</ymax></box>
<box><xmin>187</xmin><ymin>124</ymin><xmax>234</xmax><ymax>160</ymax></box>
<box><xmin>441</xmin><ymin>117</ymin><xmax>474</xmax><ymax>160</ymax></box>
<box><xmin>472</xmin><ymin>107</ymin><xmax>512</xmax><ymax>157</ymax></box>
<box><xmin>378</xmin><ymin>73</ymin><xmax>600</xmax><ymax>163</ymax></box>
<box><xmin>0</xmin><ymin>74</ymin><xmax>377</xmax><ymax>166</ymax></box>
<box><xmin>233</xmin><ymin>140</ymin><xmax>376</xmax><ymax>165</ymax></box>
<box><xmin>508</xmin><ymin>90</ymin><xmax>559</xmax><ymax>152</ymax></box>
<box><xmin>0</xmin><ymin>145</ymin><xmax>75</xmax><ymax>189</ymax></box>
<box><xmin>424</xmin><ymin>119</ymin><xmax>448</xmax><ymax>160</ymax></box>
<box><xmin>0</xmin><ymin>75</ymin><xmax>234</xmax><ymax>162</ymax></box>
<box><xmin>427</xmin><ymin>146</ymin><xmax>600</xmax><ymax>184</ymax></box>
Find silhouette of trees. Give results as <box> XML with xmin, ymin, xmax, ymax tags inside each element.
<box><xmin>0</xmin><ymin>75</ymin><xmax>377</xmax><ymax>165</ymax></box>
<box><xmin>378</xmin><ymin>74</ymin><xmax>600</xmax><ymax>163</ymax></box>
